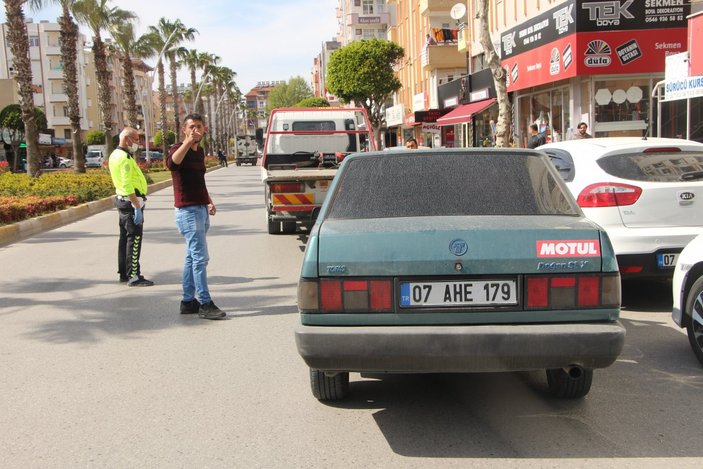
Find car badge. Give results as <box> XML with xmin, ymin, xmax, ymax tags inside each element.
<box><xmin>449</xmin><ymin>239</ymin><xmax>468</xmax><ymax>256</ymax></box>
<box><xmin>678</xmin><ymin>191</ymin><xmax>695</xmax><ymax>205</ymax></box>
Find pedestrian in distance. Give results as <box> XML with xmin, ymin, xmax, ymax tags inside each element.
<box><xmin>527</xmin><ymin>123</ymin><xmax>546</xmax><ymax>149</ymax></box>
<box><xmin>405</xmin><ymin>138</ymin><xmax>419</xmax><ymax>149</ymax></box>
<box><xmin>166</xmin><ymin>113</ymin><xmax>226</xmax><ymax>320</ymax></box>
<box><xmin>108</xmin><ymin>127</ymin><xmax>154</xmax><ymax>287</ymax></box>
<box><xmin>217</xmin><ymin>148</ymin><xmax>227</xmax><ymax>167</ymax></box>
<box><xmin>572</xmin><ymin>122</ymin><xmax>592</xmax><ymax>139</ymax></box>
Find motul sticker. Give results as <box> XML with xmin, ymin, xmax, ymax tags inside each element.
<box><xmin>537</xmin><ymin>240</ymin><xmax>600</xmax><ymax>258</ymax></box>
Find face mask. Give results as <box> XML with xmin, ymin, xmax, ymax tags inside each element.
<box><xmin>129</xmin><ymin>142</ymin><xmax>139</xmax><ymax>154</ymax></box>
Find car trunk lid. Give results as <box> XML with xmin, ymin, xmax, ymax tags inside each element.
<box><xmin>316</xmin><ymin>216</ymin><xmax>604</xmax><ymax>277</ymax></box>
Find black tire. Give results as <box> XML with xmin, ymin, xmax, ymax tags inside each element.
<box><xmin>546</xmin><ymin>367</ymin><xmax>593</xmax><ymax>398</ymax></box>
<box><xmin>281</xmin><ymin>221</ymin><xmax>296</xmax><ymax>234</ymax></box>
<box><xmin>267</xmin><ymin>219</ymin><xmax>280</xmax><ymax>234</ymax></box>
<box><xmin>310</xmin><ymin>369</ymin><xmax>349</xmax><ymax>401</ymax></box>
<box><xmin>685</xmin><ymin>276</ymin><xmax>703</xmax><ymax>366</ymax></box>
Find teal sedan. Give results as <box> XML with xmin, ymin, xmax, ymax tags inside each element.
<box><xmin>295</xmin><ymin>149</ymin><xmax>625</xmax><ymax>401</ymax></box>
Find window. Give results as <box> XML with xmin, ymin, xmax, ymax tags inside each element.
<box><xmin>64</xmin><ymin>129</ymin><xmax>72</xmax><ymax>139</ymax></box>
<box><xmin>354</xmin><ymin>0</ymin><xmax>361</xmax><ymax>6</ymax></box>
<box><xmin>355</xmin><ymin>28</ymin><xmax>362</xmax><ymax>36</ymax></box>
<box><xmin>63</xmin><ymin>106</ymin><xmax>70</xmax><ymax>117</ymax></box>
<box><xmin>29</xmin><ymin>36</ymin><xmax>40</xmax><ymax>47</ymax></box>
<box><xmin>362</xmin><ymin>0</ymin><xmax>374</xmax><ymax>14</ymax></box>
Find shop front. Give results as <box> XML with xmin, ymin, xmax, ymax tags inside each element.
<box><xmin>403</xmin><ymin>109</ymin><xmax>448</xmax><ymax>147</ymax></box>
<box><xmin>500</xmin><ymin>0</ymin><xmax>691</xmax><ymax>146</ymax></box>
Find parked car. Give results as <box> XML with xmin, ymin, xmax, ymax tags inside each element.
<box><xmin>539</xmin><ymin>137</ymin><xmax>703</xmax><ymax>278</ymax></box>
<box><xmin>672</xmin><ymin>234</ymin><xmax>703</xmax><ymax>365</ymax></box>
<box><xmin>139</xmin><ymin>150</ymin><xmax>163</xmax><ymax>162</ymax></box>
<box><xmin>85</xmin><ymin>150</ymin><xmax>105</xmax><ymax>168</ymax></box>
<box><xmin>58</xmin><ymin>157</ymin><xmax>72</xmax><ymax>168</ymax></box>
<box><xmin>295</xmin><ymin>148</ymin><xmax>625</xmax><ymax>401</ymax></box>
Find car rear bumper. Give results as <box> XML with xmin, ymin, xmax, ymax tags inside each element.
<box><xmin>295</xmin><ymin>322</ymin><xmax>625</xmax><ymax>373</ymax></box>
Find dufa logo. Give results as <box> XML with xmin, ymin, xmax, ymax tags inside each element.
<box><xmin>584</xmin><ymin>40</ymin><xmax>612</xmax><ymax>67</ymax></box>
<box><xmin>581</xmin><ymin>0</ymin><xmax>635</xmax><ymax>27</ymax></box>
<box><xmin>549</xmin><ymin>48</ymin><xmax>561</xmax><ymax>76</ymax></box>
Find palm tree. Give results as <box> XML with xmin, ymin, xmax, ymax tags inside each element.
<box><xmin>197</xmin><ymin>52</ymin><xmax>220</xmax><ymax>115</ymax></box>
<box><xmin>4</xmin><ymin>0</ymin><xmax>42</xmax><ymax>176</ymax></box>
<box><xmin>180</xmin><ymin>48</ymin><xmax>203</xmax><ymax>113</ymax></box>
<box><xmin>164</xmin><ymin>21</ymin><xmax>197</xmax><ymax>132</ymax></box>
<box><xmin>29</xmin><ymin>0</ymin><xmax>85</xmax><ymax>172</ymax></box>
<box><xmin>74</xmin><ymin>0</ymin><xmax>136</xmax><ymax>154</ymax></box>
<box><xmin>110</xmin><ymin>22</ymin><xmax>154</xmax><ymax>128</ymax></box>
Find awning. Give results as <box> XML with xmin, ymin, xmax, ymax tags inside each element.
<box><xmin>436</xmin><ymin>98</ymin><xmax>496</xmax><ymax>126</ymax></box>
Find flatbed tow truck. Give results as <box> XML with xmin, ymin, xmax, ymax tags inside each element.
<box><xmin>261</xmin><ymin>107</ymin><xmax>375</xmax><ymax>234</ymax></box>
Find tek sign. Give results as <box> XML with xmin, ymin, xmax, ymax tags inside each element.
<box><xmin>664</xmin><ymin>76</ymin><xmax>703</xmax><ymax>101</ymax></box>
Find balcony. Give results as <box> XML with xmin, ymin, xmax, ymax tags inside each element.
<box><xmin>421</xmin><ymin>44</ymin><xmax>467</xmax><ymax>71</ymax></box>
<box><xmin>420</xmin><ymin>0</ymin><xmax>456</xmax><ymax>15</ymax></box>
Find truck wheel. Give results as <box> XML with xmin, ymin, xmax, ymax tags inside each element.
<box><xmin>310</xmin><ymin>369</ymin><xmax>349</xmax><ymax>401</ymax></box>
<box><xmin>267</xmin><ymin>219</ymin><xmax>280</xmax><ymax>234</ymax></box>
<box><xmin>281</xmin><ymin>221</ymin><xmax>296</xmax><ymax>234</ymax></box>
<box><xmin>546</xmin><ymin>367</ymin><xmax>592</xmax><ymax>398</ymax></box>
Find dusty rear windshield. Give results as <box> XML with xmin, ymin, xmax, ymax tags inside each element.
<box><xmin>326</xmin><ymin>152</ymin><xmax>579</xmax><ymax>219</ymax></box>
<box><xmin>597</xmin><ymin>151</ymin><xmax>703</xmax><ymax>182</ymax></box>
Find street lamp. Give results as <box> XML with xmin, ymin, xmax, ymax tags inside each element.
<box><xmin>192</xmin><ymin>69</ymin><xmax>212</xmax><ymax>114</ymax></box>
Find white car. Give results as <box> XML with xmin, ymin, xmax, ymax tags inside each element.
<box><xmin>539</xmin><ymin>137</ymin><xmax>703</xmax><ymax>278</ymax></box>
<box><xmin>672</xmin><ymin>234</ymin><xmax>703</xmax><ymax>365</ymax></box>
<box><xmin>85</xmin><ymin>150</ymin><xmax>104</xmax><ymax>168</ymax></box>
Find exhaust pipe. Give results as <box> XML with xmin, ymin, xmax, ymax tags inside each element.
<box><xmin>565</xmin><ymin>365</ymin><xmax>584</xmax><ymax>379</ymax></box>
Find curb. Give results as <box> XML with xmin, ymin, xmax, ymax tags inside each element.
<box><xmin>0</xmin><ymin>179</ymin><xmax>174</xmax><ymax>248</ymax></box>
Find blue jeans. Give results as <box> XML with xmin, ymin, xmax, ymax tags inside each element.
<box><xmin>175</xmin><ymin>205</ymin><xmax>211</xmax><ymax>304</ymax></box>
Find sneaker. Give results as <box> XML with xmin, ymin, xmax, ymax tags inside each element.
<box><xmin>180</xmin><ymin>299</ymin><xmax>200</xmax><ymax>315</ymax></box>
<box><xmin>127</xmin><ymin>276</ymin><xmax>154</xmax><ymax>287</ymax></box>
<box><xmin>198</xmin><ymin>301</ymin><xmax>226</xmax><ymax>320</ymax></box>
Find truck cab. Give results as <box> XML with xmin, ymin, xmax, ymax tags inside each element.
<box><xmin>262</xmin><ymin>107</ymin><xmax>374</xmax><ymax>234</ymax></box>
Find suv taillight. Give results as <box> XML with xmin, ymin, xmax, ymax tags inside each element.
<box><xmin>298</xmin><ymin>278</ymin><xmax>393</xmax><ymax>313</ymax></box>
<box><xmin>525</xmin><ymin>273</ymin><xmax>620</xmax><ymax>310</ymax></box>
<box><xmin>576</xmin><ymin>182</ymin><xmax>642</xmax><ymax>207</ymax></box>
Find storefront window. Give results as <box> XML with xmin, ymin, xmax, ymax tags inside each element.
<box><xmin>593</xmin><ymin>78</ymin><xmax>650</xmax><ymax>137</ymax></box>
<box><xmin>474</xmin><ymin>106</ymin><xmax>499</xmax><ymax>147</ymax></box>
<box><xmin>518</xmin><ymin>87</ymin><xmax>570</xmax><ymax>147</ymax></box>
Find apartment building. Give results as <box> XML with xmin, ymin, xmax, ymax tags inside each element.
<box><xmin>337</xmin><ymin>0</ymin><xmax>391</xmax><ymax>45</ymax></box>
<box><xmin>312</xmin><ymin>39</ymin><xmax>341</xmax><ymax>106</ymax></box>
<box><xmin>244</xmin><ymin>81</ymin><xmax>284</xmax><ymax>131</ymax></box>
<box><xmin>0</xmin><ymin>19</ymin><xmax>90</xmax><ymax>158</ymax></box>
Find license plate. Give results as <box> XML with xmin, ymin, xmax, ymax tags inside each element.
<box><xmin>400</xmin><ymin>280</ymin><xmax>517</xmax><ymax>308</ymax></box>
<box><xmin>657</xmin><ymin>253</ymin><xmax>678</xmax><ymax>269</ymax></box>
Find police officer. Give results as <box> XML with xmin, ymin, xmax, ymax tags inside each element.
<box><xmin>108</xmin><ymin>127</ymin><xmax>154</xmax><ymax>287</ymax></box>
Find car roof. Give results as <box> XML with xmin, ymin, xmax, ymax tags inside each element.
<box><xmin>539</xmin><ymin>137</ymin><xmax>703</xmax><ymax>154</ymax></box>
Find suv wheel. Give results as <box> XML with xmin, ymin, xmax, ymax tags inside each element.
<box><xmin>546</xmin><ymin>367</ymin><xmax>593</xmax><ymax>398</ymax></box>
<box><xmin>310</xmin><ymin>369</ymin><xmax>349</xmax><ymax>401</ymax></box>
<box><xmin>685</xmin><ymin>276</ymin><xmax>703</xmax><ymax>365</ymax></box>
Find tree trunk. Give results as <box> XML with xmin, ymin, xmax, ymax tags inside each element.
<box><xmin>158</xmin><ymin>60</ymin><xmax>168</xmax><ymax>155</ymax></box>
<box><xmin>92</xmin><ymin>36</ymin><xmax>114</xmax><ymax>154</ymax></box>
<box><xmin>123</xmin><ymin>54</ymin><xmax>138</xmax><ymax>127</ymax></box>
<box><xmin>5</xmin><ymin>1</ymin><xmax>40</xmax><ymax>176</ymax></box>
<box><xmin>190</xmin><ymin>67</ymin><xmax>197</xmax><ymax>115</ymax></box>
<box><xmin>477</xmin><ymin>0</ymin><xmax>512</xmax><ymax>148</ymax></box>
<box><xmin>170</xmin><ymin>55</ymin><xmax>180</xmax><ymax>132</ymax></box>
<box><xmin>58</xmin><ymin>6</ymin><xmax>84</xmax><ymax>173</ymax></box>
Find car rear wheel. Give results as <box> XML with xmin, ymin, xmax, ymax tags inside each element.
<box><xmin>546</xmin><ymin>367</ymin><xmax>593</xmax><ymax>398</ymax></box>
<box><xmin>310</xmin><ymin>369</ymin><xmax>349</xmax><ymax>401</ymax></box>
<box><xmin>685</xmin><ymin>276</ymin><xmax>703</xmax><ymax>365</ymax></box>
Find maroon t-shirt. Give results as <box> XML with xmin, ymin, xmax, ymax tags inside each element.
<box><xmin>166</xmin><ymin>143</ymin><xmax>210</xmax><ymax>208</ymax></box>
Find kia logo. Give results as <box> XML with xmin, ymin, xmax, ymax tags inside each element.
<box><xmin>679</xmin><ymin>192</ymin><xmax>695</xmax><ymax>201</ymax></box>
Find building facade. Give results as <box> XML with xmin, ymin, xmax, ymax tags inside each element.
<box><xmin>0</xmin><ymin>19</ymin><xmax>90</xmax><ymax>157</ymax></box>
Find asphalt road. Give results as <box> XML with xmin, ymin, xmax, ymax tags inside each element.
<box><xmin>1</xmin><ymin>165</ymin><xmax>702</xmax><ymax>468</ymax></box>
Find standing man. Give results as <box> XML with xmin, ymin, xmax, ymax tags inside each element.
<box><xmin>573</xmin><ymin>122</ymin><xmax>592</xmax><ymax>139</ymax></box>
<box><xmin>527</xmin><ymin>124</ymin><xmax>546</xmax><ymax>149</ymax></box>
<box><xmin>166</xmin><ymin>113</ymin><xmax>226</xmax><ymax>320</ymax></box>
<box><xmin>108</xmin><ymin>127</ymin><xmax>154</xmax><ymax>287</ymax></box>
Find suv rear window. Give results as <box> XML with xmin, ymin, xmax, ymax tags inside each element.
<box><xmin>327</xmin><ymin>152</ymin><xmax>578</xmax><ymax>219</ymax></box>
<box><xmin>597</xmin><ymin>151</ymin><xmax>703</xmax><ymax>182</ymax></box>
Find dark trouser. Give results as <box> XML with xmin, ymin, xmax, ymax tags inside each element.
<box><xmin>116</xmin><ymin>197</ymin><xmax>144</xmax><ymax>280</ymax></box>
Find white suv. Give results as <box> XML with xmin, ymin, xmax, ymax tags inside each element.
<box><xmin>540</xmin><ymin>137</ymin><xmax>703</xmax><ymax>278</ymax></box>
<box><xmin>85</xmin><ymin>150</ymin><xmax>104</xmax><ymax>168</ymax></box>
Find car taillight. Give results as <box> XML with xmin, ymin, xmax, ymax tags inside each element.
<box><xmin>576</xmin><ymin>183</ymin><xmax>642</xmax><ymax>208</ymax></box>
<box><xmin>297</xmin><ymin>278</ymin><xmax>394</xmax><ymax>313</ymax></box>
<box><xmin>525</xmin><ymin>273</ymin><xmax>620</xmax><ymax>310</ymax></box>
<box><xmin>271</xmin><ymin>182</ymin><xmax>305</xmax><ymax>193</ymax></box>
